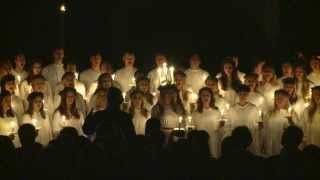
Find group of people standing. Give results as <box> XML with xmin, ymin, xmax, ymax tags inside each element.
<box><xmin>0</xmin><ymin>48</ymin><xmax>320</xmax><ymax>158</ymax></box>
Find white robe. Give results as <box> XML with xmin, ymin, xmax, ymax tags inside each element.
<box><xmin>52</xmin><ymin>111</ymin><xmax>84</xmax><ymax>137</ymax></box>
<box><xmin>236</xmin><ymin>92</ymin><xmax>267</xmax><ymax>113</ymax></box>
<box><xmin>23</xmin><ymin>95</ymin><xmax>54</xmax><ymax>121</ymax></box>
<box><xmin>148</xmin><ymin>68</ymin><xmax>172</xmax><ymax>94</ymax></box>
<box><xmin>225</xmin><ymin>103</ymin><xmax>262</xmax><ymax>154</ymax></box>
<box><xmin>79</xmin><ymin>68</ymin><xmax>100</xmax><ymax>91</ymax></box>
<box><xmin>42</xmin><ymin>63</ymin><xmax>65</xmax><ymax>92</ymax></box>
<box><xmin>185</xmin><ymin>68</ymin><xmax>209</xmax><ymax>94</ymax></box>
<box><xmin>296</xmin><ymin>81</ymin><xmax>312</xmax><ymax>99</ymax></box>
<box><xmin>307</xmin><ymin>72</ymin><xmax>320</xmax><ymax>86</ymax></box>
<box><xmin>0</xmin><ymin>116</ymin><xmax>20</xmax><ymax>147</ymax></box>
<box><xmin>53</xmin><ymin>93</ymin><xmax>87</xmax><ymax>116</ymax></box>
<box><xmin>21</xmin><ymin>113</ymin><xmax>53</xmax><ymax>146</ymax></box>
<box><xmin>214</xmin><ymin>95</ymin><xmax>230</xmax><ymax>115</ymax></box>
<box><xmin>131</xmin><ymin>109</ymin><xmax>150</xmax><ymax>135</ymax></box>
<box><xmin>11</xmin><ymin>95</ymin><xmax>24</xmax><ymax>121</ymax></box>
<box><xmin>160</xmin><ymin>108</ymin><xmax>181</xmax><ymax>129</ymax></box>
<box><xmin>257</xmin><ymin>83</ymin><xmax>280</xmax><ymax>111</ymax></box>
<box><xmin>301</xmin><ymin>108</ymin><xmax>320</xmax><ymax>146</ymax></box>
<box><xmin>264</xmin><ymin>109</ymin><xmax>299</xmax><ymax>156</ymax></box>
<box><xmin>11</xmin><ymin>70</ymin><xmax>28</xmax><ymax>83</ymax></box>
<box><xmin>114</xmin><ymin>67</ymin><xmax>137</xmax><ymax>93</ymax></box>
<box><xmin>193</xmin><ymin>108</ymin><xmax>222</xmax><ymax>158</ymax></box>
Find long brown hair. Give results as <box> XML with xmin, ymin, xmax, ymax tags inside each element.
<box><xmin>220</xmin><ymin>57</ymin><xmax>242</xmax><ymax>91</ymax></box>
<box><xmin>308</xmin><ymin>86</ymin><xmax>320</xmax><ymax>120</ymax></box>
<box><xmin>294</xmin><ymin>63</ymin><xmax>312</xmax><ymax>100</ymax></box>
<box><xmin>261</xmin><ymin>63</ymin><xmax>278</xmax><ymax>86</ymax></box>
<box><xmin>26</xmin><ymin>92</ymin><xmax>46</xmax><ymax>119</ymax></box>
<box><xmin>197</xmin><ymin>87</ymin><xmax>218</xmax><ymax>113</ymax></box>
<box><xmin>55</xmin><ymin>87</ymin><xmax>80</xmax><ymax>119</ymax></box>
<box><xmin>136</xmin><ymin>77</ymin><xmax>154</xmax><ymax>105</ymax></box>
<box><xmin>0</xmin><ymin>91</ymin><xmax>14</xmax><ymax>118</ymax></box>
<box><xmin>128</xmin><ymin>90</ymin><xmax>149</xmax><ymax>118</ymax></box>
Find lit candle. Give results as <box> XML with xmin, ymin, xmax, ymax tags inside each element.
<box><xmin>163</xmin><ymin>63</ymin><xmax>168</xmax><ymax>83</ymax></box>
<box><xmin>178</xmin><ymin>116</ymin><xmax>183</xmax><ymax>130</ymax></box>
<box><xmin>192</xmin><ymin>92</ymin><xmax>198</xmax><ymax>102</ymax></box>
<box><xmin>131</xmin><ymin>77</ymin><xmax>136</xmax><ymax>87</ymax></box>
<box><xmin>259</xmin><ymin>97</ymin><xmax>264</xmax><ymax>105</ymax></box>
<box><xmin>226</xmin><ymin>103</ymin><xmax>230</xmax><ymax>110</ymax></box>
<box><xmin>10</xmin><ymin>121</ymin><xmax>15</xmax><ymax>134</ymax></box>
<box><xmin>75</xmin><ymin>72</ymin><xmax>79</xmax><ymax>80</ymax></box>
<box><xmin>304</xmin><ymin>102</ymin><xmax>310</xmax><ymax>108</ymax></box>
<box><xmin>169</xmin><ymin>66</ymin><xmax>175</xmax><ymax>84</ymax></box>
<box><xmin>288</xmin><ymin>106</ymin><xmax>292</xmax><ymax>114</ymax></box>
<box><xmin>220</xmin><ymin>109</ymin><xmax>225</xmax><ymax>116</ymax></box>
<box><xmin>43</xmin><ymin>99</ymin><xmax>48</xmax><ymax>112</ymax></box>
<box><xmin>16</xmin><ymin>75</ymin><xmax>21</xmax><ymax>83</ymax></box>
<box><xmin>111</xmin><ymin>74</ymin><xmax>115</xmax><ymax>81</ymax></box>
<box><xmin>60</xmin><ymin>4</ymin><xmax>66</xmax><ymax>12</ymax></box>
<box><xmin>187</xmin><ymin>116</ymin><xmax>192</xmax><ymax>124</ymax></box>
<box><xmin>152</xmin><ymin>92</ymin><xmax>157</xmax><ymax>96</ymax></box>
<box><xmin>258</xmin><ymin>110</ymin><xmax>262</xmax><ymax>117</ymax></box>
<box><xmin>122</xmin><ymin>92</ymin><xmax>127</xmax><ymax>103</ymax></box>
<box><xmin>32</xmin><ymin>118</ymin><xmax>40</xmax><ymax>130</ymax></box>
<box><xmin>61</xmin><ymin>115</ymin><xmax>67</xmax><ymax>126</ymax></box>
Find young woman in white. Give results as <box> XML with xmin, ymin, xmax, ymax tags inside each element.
<box><xmin>127</xmin><ymin>91</ymin><xmax>150</xmax><ymax>135</ymax></box>
<box><xmin>0</xmin><ymin>92</ymin><xmax>20</xmax><ymax>147</ymax></box>
<box><xmin>114</xmin><ymin>51</ymin><xmax>138</xmax><ymax>94</ymax></box>
<box><xmin>243</xmin><ymin>73</ymin><xmax>267</xmax><ymax>112</ymax></box>
<box><xmin>257</xmin><ymin>63</ymin><xmax>280</xmax><ymax>111</ymax></box>
<box><xmin>205</xmin><ymin>75</ymin><xmax>229</xmax><ymax>115</ymax></box>
<box><xmin>184</xmin><ymin>54</ymin><xmax>209</xmax><ymax>94</ymax></box>
<box><xmin>131</xmin><ymin>77</ymin><xmax>157</xmax><ymax>112</ymax></box>
<box><xmin>264</xmin><ymin>90</ymin><xmax>299</xmax><ymax>156</ymax></box>
<box><xmin>301</xmin><ymin>86</ymin><xmax>320</xmax><ymax>147</ymax></box>
<box><xmin>1</xmin><ymin>74</ymin><xmax>24</xmax><ymax>120</ymax></box>
<box><xmin>225</xmin><ymin>85</ymin><xmax>262</xmax><ymax>154</ymax></box>
<box><xmin>147</xmin><ymin>53</ymin><xmax>173</xmax><ymax>94</ymax></box>
<box><xmin>174</xmin><ymin>71</ymin><xmax>194</xmax><ymax>114</ymax></box>
<box><xmin>11</xmin><ymin>54</ymin><xmax>28</xmax><ymax>87</ymax></box>
<box><xmin>52</xmin><ymin>87</ymin><xmax>84</xmax><ymax>137</ymax></box>
<box><xmin>79</xmin><ymin>52</ymin><xmax>102</xmax><ymax>91</ymax></box>
<box><xmin>60</xmin><ymin>62</ymin><xmax>86</xmax><ymax>98</ymax></box>
<box><xmin>217</xmin><ymin>57</ymin><xmax>242</xmax><ymax>105</ymax></box>
<box><xmin>307</xmin><ymin>57</ymin><xmax>320</xmax><ymax>86</ymax></box>
<box><xmin>294</xmin><ymin>63</ymin><xmax>313</xmax><ymax>100</ymax></box>
<box><xmin>20</xmin><ymin>61</ymin><xmax>52</xmax><ymax>101</ymax></box>
<box><xmin>21</xmin><ymin>92</ymin><xmax>52</xmax><ymax>146</ymax></box>
<box><xmin>253</xmin><ymin>59</ymin><xmax>265</xmax><ymax>82</ymax></box>
<box><xmin>151</xmin><ymin>85</ymin><xmax>186</xmax><ymax>132</ymax></box>
<box><xmin>278</xmin><ymin>61</ymin><xmax>294</xmax><ymax>87</ymax></box>
<box><xmin>53</xmin><ymin>73</ymin><xmax>87</xmax><ymax>116</ymax></box>
<box><xmin>192</xmin><ymin>87</ymin><xmax>222</xmax><ymax>158</ymax></box>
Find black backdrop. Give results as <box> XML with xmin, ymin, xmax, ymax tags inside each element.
<box><xmin>1</xmin><ymin>0</ymin><xmax>320</xmax><ymax>74</ymax></box>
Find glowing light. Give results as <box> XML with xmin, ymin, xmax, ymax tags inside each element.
<box><xmin>169</xmin><ymin>66</ymin><xmax>175</xmax><ymax>84</ymax></box>
<box><xmin>226</xmin><ymin>103</ymin><xmax>230</xmax><ymax>110</ymax></box>
<box><xmin>75</xmin><ymin>72</ymin><xmax>79</xmax><ymax>80</ymax></box>
<box><xmin>178</xmin><ymin>116</ymin><xmax>183</xmax><ymax>124</ymax></box>
<box><xmin>111</xmin><ymin>74</ymin><xmax>115</xmax><ymax>81</ymax></box>
<box><xmin>187</xmin><ymin>116</ymin><xmax>192</xmax><ymax>123</ymax></box>
<box><xmin>10</xmin><ymin>121</ymin><xmax>15</xmax><ymax>133</ymax></box>
<box><xmin>288</xmin><ymin>106</ymin><xmax>292</xmax><ymax>113</ymax></box>
<box><xmin>304</xmin><ymin>102</ymin><xmax>310</xmax><ymax>108</ymax></box>
<box><xmin>60</xmin><ymin>4</ymin><xmax>67</xmax><ymax>12</ymax></box>
<box><xmin>16</xmin><ymin>75</ymin><xmax>21</xmax><ymax>83</ymax></box>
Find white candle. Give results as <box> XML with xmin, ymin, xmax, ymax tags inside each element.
<box><xmin>75</xmin><ymin>72</ymin><xmax>79</xmax><ymax>80</ymax></box>
<box><xmin>163</xmin><ymin>63</ymin><xmax>168</xmax><ymax>83</ymax></box>
<box><xmin>169</xmin><ymin>66</ymin><xmax>175</xmax><ymax>84</ymax></box>
<box><xmin>258</xmin><ymin>110</ymin><xmax>262</xmax><ymax>117</ymax></box>
<box><xmin>259</xmin><ymin>97</ymin><xmax>264</xmax><ymax>105</ymax></box>
<box><xmin>111</xmin><ymin>74</ymin><xmax>115</xmax><ymax>81</ymax></box>
<box><xmin>192</xmin><ymin>92</ymin><xmax>198</xmax><ymax>102</ymax></box>
<box><xmin>226</xmin><ymin>103</ymin><xmax>230</xmax><ymax>110</ymax></box>
<box><xmin>61</xmin><ymin>115</ymin><xmax>67</xmax><ymax>126</ymax></box>
<box><xmin>187</xmin><ymin>116</ymin><xmax>192</xmax><ymax>124</ymax></box>
<box><xmin>131</xmin><ymin>77</ymin><xmax>136</xmax><ymax>87</ymax></box>
<box><xmin>220</xmin><ymin>109</ymin><xmax>225</xmax><ymax>116</ymax></box>
<box><xmin>16</xmin><ymin>75</ymin><xmax>21</xmax><ymax>83</ymax></box>
<box><xmin>178</xmin><ymin>116</ymin><xmax>183</xmax><ymax>130</ymax></box>
<box><xmin>10</xmin><ymin>121</ymin><xmax>15</xmax><ymax>134</ymax></box>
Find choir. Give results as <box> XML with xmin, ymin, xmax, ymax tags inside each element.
<box><xmin>1</xmin><ymin>48</ymin><xmax>320</xmax><ymax>158</ymax></box>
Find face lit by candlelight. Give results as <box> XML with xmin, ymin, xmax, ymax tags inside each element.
<box><xmin>223</xmin><ymin>63</ymin><xmax>234</xmax><ymax>77</ymax></box>
<box><xmin>100</xmin><ymin>62</ymin><xmax>113</xmax><ymax>74</ymax></box>
<box><xmin>32</xmin><ymin>62</ymin><xmax>42</xmax><ymax>75</ymax></box>
<box><xmin>155</xmin><ymin>54</ymin><xmax>167</xmax><ymax>67</ymax></box>
<box><xmin>63</xmin><ymin>75</ymin><xmax>75</xmax><ymax>88</ymax></box>
<box><xmin>99</xmin><ymin>76</ymin><xmax>113</xmax><ymax>89</ymax></box>
<box><xmin>310</xmin><ymin>59</ymin><xmax>320</xmax><ymax>72</ymax></box>
<box><xmin>95</xmin><ymin>90</ymin><xmax>108</xmax><ymax>110</ymax></box>
<box><xmin>66</xmin><ymin>63</ymin><xmax>77</xmax><ymax>73</ymax></box>
<box><xmin>312</xmin><ymin>89</ymin><xmax>320</xmax><ymax>105</ymax></box>
<box><xmin>254</xmin><ymin>61</ymin><xmax>265</xmax><ymax>74</ymax></box>
<box><xmin>5</xmin><ymin>81</ymin><xmax>16</xmax><ymax>94</ymax></box>
<box><xmin>190</xmin><ymin>54</ymin><xmax>201</xmax><ymax>69</ymax></box>
<box><xmin>32</xmin><ymin>96</ymin><xmax>43</xmax><ymax>112</ymax></box>
<box><xmin>262</xmin><ymin>68</ymin><xmax>274</xmax><ymax>82</ymax></box>
<box><xmin>205</xmin><ymin>79</ymin><xmax>219</xmax><ymax>93</ymax></box>
<box><xmin>200</xmin><ymin>89</ymin><xmax>211</xmax><ymax>106</ymax></box>
<box><xmin>174</xmin><ymin>74</ymin><xmax>186</xmax><ymax>90</ymax></box>
<box><xmin>123</xmin><ymin>53</ymin><xmax>135</xmax><ymax>67</ymax></box>
<box><xmin>162</xmin><ymin>92</ymin><xmax>174</xmax><ymax>106</ymax></box>
<box><xmin>66</xmin><ymin>92</ymin><xmax>76</xmax><ymax>106</ymax></box>
<box><xmin>90</xmin><ymin>54</ymin><xmax>102</xmax><ymax>69</ymax></box>
<box><xmin>294</xmin><ymin>66</ymin><xmax>305</xmax><ymax>80</ymax></box>
<box><xmin>31</xmin><ymin>79</ymin><xmax>45</xmax><ymax>92</ymax></box>
<box><xmin>15</xmin><ymin>54</ymin><xmax>26</xmax><ymax>69</ymax></box>
<box><xmin>282</xmin><ymin>63</ymin><xmax>293</xmax><ymax>77</ymax></box>
<box><xmin>275</xmin><ymin>94</ymin><xmax>288</xmax><ymax>109</ymax></box>
<box><xmin>1</xmin><ymin>95</ymin><xmax>11</xmax><ymax>112</ymax></box>
<box><xmin>238</xmin><ymin>91</ymin><xmax>249</xmax><ymax>103</ymax></box>
<box><xmin>137</xmin><ymin>80</ymin><xmax>150</xmax><ymax>93</ymax></box>
<box><xmin>53</xmin><ymin>48</ymin><xmax>64</xmax><ymax>64</ymax></box>
<box><xmin>283</xmin><ymin>83</ymin><xmax>296</xmax><ymax>96</ymax></box>
<box><xmin>245</xmin><ymin>77</ymin><xmax>257</xmax><ymax>91</ymax></box>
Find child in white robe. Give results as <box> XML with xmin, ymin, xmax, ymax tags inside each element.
<box><xmin>127</xmin><ymin>91</ymin><xmax>150</xmax><ymax>135</ymax></box>
<box><xmin>79</xmin><ymin>52</ymin><xmax>102</xmax><ymax>91</ymax></box>
<box><xmin>301</xmin><ymin>86</ymin><xmax>320</xmax><ymax>147</ymax></box>
<box><xmin>184</xmin><ymin>54</ymin><xmax>209</xmax><ymax>94</ymax></box>
<box><xmin>63</xmin><ymin>62</ymin><xmax>86</xmax><ymax>98</ymax></box>
<box><xmin>277</xmin><ymin>61</ymin><xmax>294</xmax><ymax>87</ymax></box>
<box><xmin>307</xmin><ymin>57</ymin><xmax>320</xmax><ymax>86</ymax></box>
<box><xmin>11</xmin><ymin>54</ymin><xmax>28</xmax><ymax>88</ymax></box>
<box><xmin>21</xmin><ymin>92</ymin><xmax>52</xmax><ymax>146</ymax></box>
<box><xmin>147</xmin><ymin>53</ymin><xmax>173</xmax><ymax>94</ymax></box>
<box><xmin>192</xmin><ymin>87</ymin><xmax>223</xmax><ymax>158</ymax></box>
<box><xmin>52</xmin><ymin>87</ymin><xmax>84</xmax><ymax>137</ymax></box>
<box><xmin>174</xmin><ymin>70</ymin><xmax>194</xmax><ymax>114</ymax></box>
<box><xmin>243</xmin><ymin>73</ymin><xmax>267</xmax><ymax>112</ymax></box>
<box><xmin>294</xmin><ymin>63</ymin><xmax>313</xmax><ymax>100</ymax></box>
<box><xmin>264</xmin><ymin>90</ymin><xmax>299</xmax><ymax>156</ymax></box>
<box><xmin>114</xmin><ymin>51</ymin><xmax>138</xmax><ymax>93</ymax></box>
<box><xmin>225</xmin><ymin>85</ymin><xmax>262</xmax><ymax>155</ymax></box>
<box><xmin>0</xmin><ymin>92</ymin><xmax>20</xmax><ymax>147</ymax></box>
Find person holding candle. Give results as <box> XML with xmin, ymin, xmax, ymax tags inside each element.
<box><xmin>114</xmin><ymin>51</ymin><xmax>138</xmax><ymax>94</ymax></box>
<box><xmin>126</xmin><ymin>90</ymin><xmax>150</xmax><ymax>135</ymax></box>
<box><xmin>52</xmin><ymin>87</ymin><xmax>84</xmax><ymax>137</ymax></box>
<box><xmin>294</xmin><ymin>63</ymin><xmax>313</xmax><ymax>101</ymax></box>
<box><xmin>174</xmin><ymin>70</ymin><xmax>194</xmax><ymax>114</ymax></box>
<box><xmin>20</xmin><ymin>61</ymin><xmax>52</xmax><ymax>101</ymax></box>
<box><xmin>11</xmin><ymin>53</ymin><xmax>28</xmax><ymax>86</ymax></box>
<box><xmin>217</xmin><ymin>57</ymin><xmax>242</xmax><ymax>105</ymax></box>
<box><xmin>147</xmin><ymin>52</ymin><xmax>172</xmax><ymax>94</ymax></box>
<box><xmin>151</xmin><ymin>85</ymin><xmax>186</xmax><ymax>133</ymax></box>
<box><xmin>0</xmin><ymin>91</ymin><xmax>20</xmax><ymax>147</ymax></box>
<box><xmin>307</xmin><ymin>56</ymin><xmax>320</xmax><ymax>86</ymax></box>
<box><xmin>243</xmin><ymin>73</ymin><xmax>267</xmax><ymax>112</ymax></box>
<box><xmin>216</xmin><ymin>56</ymin><xmax>246</xmax><ymax>83</ymax></box>
<box><xmin>225</xmin><ymin>85</ymin><xmax>262</xmax><ymax>154</ymax></box>
<box><xmin>79</xmin><ymin>51</ymin><xmax>102</xmax><ymax>91</ymax></box>
<box><xmin>42</xmin><ymin>48</ymin><xmax>65</xmax><ymax>91</ymax></box>
<box><xmin>257</xmin><ymin>63</ymin><xmax>280</xmax><ymax>111</ymax></box>
<box><xmin>185</xmin><ymin>53</ymin><xmax>209</xmax><ymax>94</ymax></box>
<box><xmin>53</xmin><ymin>73</ymin><xmax>87</xmax><ymax>116</ymax></box>
<box><xmin>301</xmin><ymin>86</ymin><xmax>320</xmax><ymax>147</ymax></box>
<box><xmin>64</xmin><ymin>61</ymin><xmax>86</xmax><ymax>98</ymax></box>
<box><xmin>21</xmin><ymin>92</ymin><xmax>52</xmax><ymax>146</ymax></box>
<box><xmin>205</xmin><ymin>75</ymin><xmax>229</xmax><ymax>115</ymax></box>
<box><xmin>282</xmin><ymin>77</ymin><xmax>306</xmax><ymax>118</ymax></box>
<box><xmin>192</xmin><ymin>87</ymin><xmax>222</xmax><ymax>158</ymax></box>
<box><xmin>129</xmin><ymin>77</ymin><xmax>156</xmax><ymax>111</ymax></box>
<box><xmin>264</xmin><ymin>90</ymin><xmax>299</xmax><ymax>156</ymax></box>
<box><xmin>0</xmin><ymin>74</ymin><xmax>24</xmax><ymax>120</ymax></box>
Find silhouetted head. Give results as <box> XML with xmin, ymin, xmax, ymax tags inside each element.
<box><xmin>187</xmin><ymin>130</ymin><xmax>211</xmax><ymax>158</ymax></box>
<box><xmin>281</xmin><ymin>126</ymin><xmax>303</xmax><ymax>149</ymax></box>
<box><xmin>18</xmin><ymin>124</ymin><xmax>37</xmax><ymax>146</ymax></box>
<box><xmin>107</xmin><ymin>87</ymin><xmax>123</xmax><ymax>110</ymax></box>
<box><xmin>0</xmin><ymin>135</ymin><xmax>15</xmax><ymax>157</ymax></box>
<box><xmin>221</xmin><ymin>136</ymin><xmax>235</xmax><ymax>156</ymax></box>
<box><xmin>231</xmin><ymin>126</ymin><xmax>252</xmax><ymax>150</ymax></box>
<box><xmin>58</xmin><ymin>127</ymin><xmax>78</xmax><ymax>143</ymax></box>
<box><xmin>145</xmin><ymin>118</ymin><xmax>161</xmax><ymax>136</ymax></box>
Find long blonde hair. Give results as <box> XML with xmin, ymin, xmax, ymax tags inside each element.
<box><xmin>272</xmin><ymin>90</ymin><xmax>290</xmax><ymax>114</ymax></box>
<box><xmin>128</xmin><ymin>90</ymin><xmax>149</xmax><ymax>118</ymax></box>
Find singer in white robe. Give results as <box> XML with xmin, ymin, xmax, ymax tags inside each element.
<box><xmin>21</xmin><ymin>112</ymin><xmax>52</xmax><ymax>146</ymax></box>
<box><xmin>0</xmin><ymin>116</ymin><xmax>20</xmax><ymax>147</ymax></box>
<box><xmin>307</xmin><ymin>58</ymin><xmax>320</xmax><ymax>86</ymax></box>
<box><xmin>53</xmin><ymin>93</ymin><xmax>87</xmax><ymax>116</ymax></box>
<box><xmin>52</xmin><ymin>110</ymin><xmax>84</xmax><ymax>137</ymax></box>
<box><xmin>301</xmin><ymin>108</ymin><xmax>320</xmax><ymax>147</ymax></box>
<box><xmin>54</xmin><ymin>80</ymin><xmax>86</xmax><ymax>98</ymax></box>
<box><xmin>185</xmin><ymin>54</ymin><xmax>209</xmax><ymax>93</ymax></box>
<box><xmin>131</xmin><ymin>109</ymin><xmax>150</xmax><ymax>135</ymax></box>
<box><xmin>42</xmin><ymin>64</ymin><xmax>64</xmax><ymax>93</ymax></box>
<box><xmin>79</xmin><ymin>53</ymin><xmax>102</xmax><ymax>90</ymax></box>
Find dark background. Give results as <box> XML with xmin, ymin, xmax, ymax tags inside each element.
<box><xmin>1</xmin><ymin>0</ymin><xmax>320</xmax><ymax>73</ymax></box>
